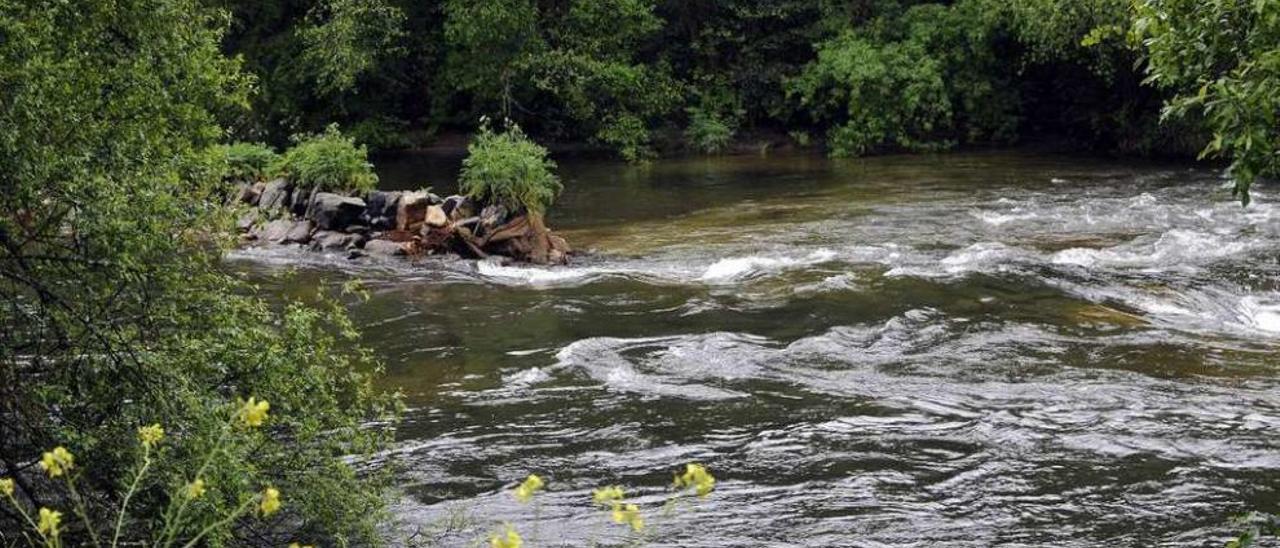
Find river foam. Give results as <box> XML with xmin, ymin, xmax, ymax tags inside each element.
<box><xmin>355</xmin><ymin>154</ymin><xmax>1280</xmax><ymax>547</ymax></box>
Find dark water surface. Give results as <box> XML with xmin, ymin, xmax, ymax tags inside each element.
<box><xmin>233</xmin><ymin>151</ymin><xmax>1280</xmax><ymax>547</ymax></box>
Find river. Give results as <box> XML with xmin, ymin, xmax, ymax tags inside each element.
<box><xmin>233</xmin><ymin>151</ymin><xmax>1280</xmax><ymax>547</ymax></box>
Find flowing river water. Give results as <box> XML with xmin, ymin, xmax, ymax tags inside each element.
<box><xmin>233</xmin><ymin>151</ymin><xmax>1280</xmax><ymax>546</ymax></box>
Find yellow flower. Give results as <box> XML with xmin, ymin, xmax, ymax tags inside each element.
<box><xmin>673</xmin><ymin>463</ymin><xmax>715</xmax><ymax>497</ymax></box>
<box><xmin>289</xmin><ymin>543</ymin><xmax>314</xmax><ymax>548</ymax></box>
<box><xmin>591</xmin><ymin>485</ymin><xmax>624</xmax><ymax>505</ymax></box>
<box><xmin>39</xmin><ymin>447</ymin><xmax>74</xmax><ymax>478</ymax></box>
<box><xmin>238</xmin><ymin>397</ymin><xmax>270</xmax><ymax>428</ymax></box>
<box><xmin>489</xmin><ymin>526</ymin><xmax>522</xmax><ymax>548</ymax></box>
<box><xmin>610</xmin><ymin>502</ymin><xmax>644</xmax><ymax>532</ymax></box>
<box><xmin>0</xmin><ymin>477</ymin><xmax>14</xmax><ymax>497</ymax></box>
<box><xmin>184</xmin><ymin>478</ymin><xmax>206</xmax><ymax>500</ymax></box>
<box><xmin>260</xmin><ymin>487</ymin><xmax>281</xmax><ymax>516</ymax></box>
<box><xmin>37</xmin><ymin>507</ymin><xmax>61</xmax><ymax>537</ymax></box>
<box><xmin>137</xmin><ymin>424</ymin><xmax>165</xmax><ymax>449</ymax></box>
<box><xmin>512</xmin><ymin>474</ymin><xmax>544</xmax><ymax>503</ymax></box>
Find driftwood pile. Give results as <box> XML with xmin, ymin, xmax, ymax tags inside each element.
<box><xmin>234</xmin><ymin>179</ymin><xmax>571</xmax><ymax>265</ymax></box>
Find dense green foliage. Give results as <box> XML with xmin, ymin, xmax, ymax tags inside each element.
<box><xmin>459</xmin><ymin>120</ymin><xmax>563</xmax><ymax>215</ymax></box>
<box><xmin>0</xmin><ymin>0</ymin><xmax>395</xmax><ymax>544</ymax></box>
<box><xmin>274</xmin><ymin>124</ymin><xmax>379</xmax><ymax>193</ymax></box>
<box><xmin>1133</xmin><ymin>0</ymin><xmax>1280</xmax><ymax>205</ymax></box>
<box><xmin>210</xmin><ymin>0</ymin><xmax>1199</xmax><ymax>159</ymax></box>
<box><xmin>790</xmin><ymin>29</ymin><xmax>953</xmax><ymax>156</ymax></box>
<box><xmin>685</xmin><ymin>106</ymin><xmax>737</xmax><ymax>154</ymax></box>
<box><xmin>208</xmin><ymin>0</ymin><xmax>1280</xmax><ymax>193</ymax></box>
<box><xmin>439</xmin><ymin>0</ymin><xmax>682</xmax><ymax>161</ymax></box>
<box><xmin>216</xmin><ymin>142</ymin><xmax>280</xmax><ymax>181</ymax></box>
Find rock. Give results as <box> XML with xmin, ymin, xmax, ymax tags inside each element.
<box><xmin>425</xmin><ymin>205</ymin><xmax>448</xmax><ymax>228</ymax></box>
<box><xmin>364</xmin><ymin>190</ymin><xmax>402</xmax><ymax>230</ymax></box>
<box><xmin>363</xmin><ymin>239</ymin><xmax>409</xmax><ymax>256</ymax></box>
<box><xmin>477</xmin><ymin>204</ymin><xmax>509</xmax><ymax>237</ymax></box>
<box><xmin>308</xmin><ymin>193</ymin><xmax>366</xmax><ymax>231</ymax></box>
<box><xmin>546</xmin><ymin>233</ymin><xmax>571</xmax><ymax>265</ymax></box>
<box><xmin>288</xmin><ymin>186</ymin><xmax>314</xmax><ymax>217</ymax></box>
<box><xmin>364</xmin><ymin>216</ymin><xmax>391</xmax><ymax>230</ymax></box>
<box><xmin>440</xmin><ymin>195</ymin><xmax>460</xmax><ymax>216</ymax></box>
<box><xmin>442</xmin><ymin>195</ymin><xmax>475</xmax><ymax>220</ymax></box>
<box><xmin>365</xmin><ymin>191</ymin><xmax>402</xmax><ymax>219</ymax></box>
<box><xmin>396</xmin><ymin>191</ymin><xmax>431</xmax><ymax>232</ymax></box>
<box><xmin>284</xmin><ymin>219</ymin><xmax>314</xmax><ymax>244</ymax></box>
<box><xmin>310</xmin><ymin>230</ymin><xmax>357</xmax><ymax>251</ymax></box>
<box><xmin>258</xmin><ymin>178</ymin><xmax>291</xmax><ymax>211</ymax></box>
<box><xmin>480</xmin><ymin>204</ymin><xmax>508</xmax><ymax>225</ymax></box>
<box><xmin>259</xmin><ymin>219</ymin><xmax>293</xmax><ymax>243</ymax></box>
<box><xmin>234</xmin><ymin>182</ymin><xmax>261</xmax><ymax>205</ymax></box>
<box><xmin>236</xmin><ymin>210</ymin><xmax>260</xmax><ymax>232</ymax></box>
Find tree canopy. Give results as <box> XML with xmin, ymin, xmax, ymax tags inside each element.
<box><xmin>0</xmin><ymin>0</ymin><xmax>394</xmax><ymax>543</ymax></box>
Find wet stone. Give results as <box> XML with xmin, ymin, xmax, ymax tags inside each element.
<box><xmin>257</xmin><ymin>179</ymin><xmax>291</xmax><ymax>211</ymax></box>
<box><xmin>260</xmin><ymin>219</ymin><xmax>293</xmax><ymax>243</ymax></box>
<box><xmin>363</xmin><ymin>239</ymin><xmax>408</xmax><ymax>256</ymax></box>
<box><xmin>283</xmin><ymin>219</ymin><xmax>314</xmax><ymax>244</ymax></box>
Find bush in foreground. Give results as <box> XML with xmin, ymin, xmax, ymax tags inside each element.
<box><xmin>0</xmin><ymin>0</ymin><xmax>396</xmax><ymax>545</ymax></box>
<box><xmin>2</xmin><ymin>399</ymin><xmax>304</xmax><ymax>547</ymax></box>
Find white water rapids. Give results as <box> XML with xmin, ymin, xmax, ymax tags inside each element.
<box><xmin>233</xmin><ymin>152</ymin><xmax>1280</xmax><ymax>546</ymax></box>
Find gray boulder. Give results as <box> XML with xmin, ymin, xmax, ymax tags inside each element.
<box><xmin>365</xmin><ymin>191</ymin><xmax>402</xmax><ymax>222</ymax></box>
<box><xmin>236</xmin><ymin>210</ymin><xmax>260</xmax><ymax>232</ymax></box>
<box><xmin>308</xmin><ymin>193</ymin><xmax>366</xmax><ymax>231</ymax></box>
<box><xmin>258</xmin><ymin>179</ymin><xmax>291</xmax><ymax>211</ymax></box>
<box><xmin>310</xmin><ymin>230</ymin><xmax>358</xmax><ymax>251</ymax></box>
<box><xmin>260</xmin><ymin>219</ymin><xmax>293</xmax><ymax>243</ymax></box>
<box><xmin>363</xmin><ymin>239</ymin><xmax>408</xmax><ymax>256</ymax></box>
<box><xmin>283</xmin><ymin>219</ymin><xmax>314</xmax><ymax>244</ymax></box>
<box><xmin>234</xmin><ymin>182</ymin><xmax>261</xmax><ymax>205</ymax></box>
<box><xmin>288</xmin><ymin>186</ymin><xmax>314</xmax><ymax>217</ymax></box>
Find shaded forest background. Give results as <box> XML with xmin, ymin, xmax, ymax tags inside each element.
<box><xmin>216</xmin><ymin>0</ymin><xmax>1194</xmax><ymax>161</ymax></box>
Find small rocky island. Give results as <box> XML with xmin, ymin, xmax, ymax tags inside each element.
<box><xmin>234</xmin><ymin>179</ymin><xmax>572</xmax><ymax>265</ymax></box>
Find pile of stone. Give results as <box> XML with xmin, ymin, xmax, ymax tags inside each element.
<box><xmin>234</xmin><ymin>179</ymin><xmax>571</xmax><ymax>265</ymax></box>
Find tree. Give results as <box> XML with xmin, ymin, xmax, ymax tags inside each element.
<box><xmin>440</xmin><ymin>0</ymin><xmax>681</xmax><ymax>161</ymax></box>
<box><xmin>0</xmin><ymin>0</ymin><xmax>395</xmax><ymax>544</ymax></box>
<box><xmin>1132</xmin><ymin>0</ymin><xmax>1280</xmax><ymax>205</ymax></box>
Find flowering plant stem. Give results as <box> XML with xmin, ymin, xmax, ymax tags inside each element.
<box><xmin>2</xmin><ymin>490</ymin><xmax>40</xmax><ymax>535</ymax></box>
<box><xmin>111</xmin><ymin>447</ymin><xmax>153</xmax><ymax>548</ymax></box>
<box><xmin>156</xmin><ymin>418</ymin><xmax>233</xmax><ymax>548</ymax></box>
<box><xmin>63</xmin><ymin>474</ymin><xmax>103</xmax><ymax>548</ymax></box>
<box><xmin>178</xmin><ymin>496</ymin><xmax>256</xmax><ymax>548</ymax></box>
